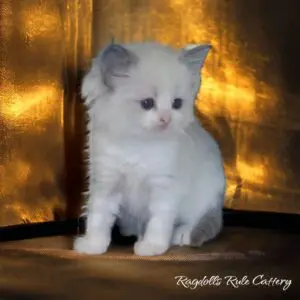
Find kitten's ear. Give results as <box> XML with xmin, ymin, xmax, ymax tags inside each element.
<box><xmin>97</xmin><ymin>43</ymin><xmax>138</xmax><ymax>89</ymax></box>
<box><xmin>179</xmin><ymin>44</ymin><xmax>211</xmax><ymax>73</ymax></box>
<box><xmin>81</xmin><ymin>43</ymin><xmax>138</xmax><ymax>106</ymax></box>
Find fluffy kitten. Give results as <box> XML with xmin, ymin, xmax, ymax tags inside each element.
<box><xmin>73</xmin><ymin>42</ymin><xmax>226</xmax><ymax>256</ymax></box>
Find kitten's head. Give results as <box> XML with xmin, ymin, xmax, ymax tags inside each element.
<box><xmin>82</xmin><ymin>42</ymin><xmax>210</xmax><ymax>138</ymax></box>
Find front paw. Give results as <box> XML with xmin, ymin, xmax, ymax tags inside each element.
<box><xmin>73</xmin><ymin>235</ymin><xmax>110</xmax><ymax>255</ymax></box>
<box><xmin>134</xmin><ymin>239</ymin><xmax>169</xmax><ymax>256</ymax></box>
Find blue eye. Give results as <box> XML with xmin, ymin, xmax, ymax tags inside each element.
<box><xmin>140</xmin><ymin>98</ymin><xmax>155</xmax><ymax>110</ymax></box>
<box><xmin>172</xmin><ymin>98</ymin><xmax>183</xmax><ymax>109</ymax></box>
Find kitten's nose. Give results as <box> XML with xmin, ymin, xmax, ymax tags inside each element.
<box><xmin>159</xmin><ymin>113</ymin><xmax>171</xmax><ymax>125</ymax></box>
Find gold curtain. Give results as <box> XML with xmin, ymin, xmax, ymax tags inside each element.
<box><xmin>0</xmin><ymin>0</ymin><xmax>92</xmax><ymax>226</ymax></box>
<box><xmin>1</xmin><ymin>0</ymin><xmax>299</xmax><ymax>227</ymax></box>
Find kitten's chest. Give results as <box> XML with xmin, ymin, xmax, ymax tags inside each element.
<box><xmin>103</xmin><ymin>139</ymin><xmax>176</xmax><ymax>199</ymax></box>
<box><xmin>118</xmin><ymin>145</ymin><xmax>154</xmax><ymax>201</ymax></box>
<box><xmin>105</xmin><ymin>139</ymin><xmax>175</xmax><ymax>175</ymax></box>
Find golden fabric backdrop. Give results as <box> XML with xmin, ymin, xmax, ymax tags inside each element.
<box><xmin>0</xmin><ymin>0</ymin><xmax>92</xmax><ymax>225</ymax></box>
<box><xmin>1</xmin><ymin>0</ymin><xmax>299</xmax><ymax>226</ymax></box>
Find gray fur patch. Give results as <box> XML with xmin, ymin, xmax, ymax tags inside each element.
<box><xmin>190</xmin><ymin>207</ymin><xmax>223</xmax><ymax>247</ymax></box>
<box><xmin>179</xmin><ymin>44</ymin><xmax>211</xmax><ymax>72</ymax></box>
<box><xmin>97</xmin><ymin>43</ymin><xmax>138</xmax><ymax>89</ymax></box>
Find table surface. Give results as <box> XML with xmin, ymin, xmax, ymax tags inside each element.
<box><xmin>0</xmin><ymin>227</ymin><xmax>299</xmax><ymax>300</ymax></box>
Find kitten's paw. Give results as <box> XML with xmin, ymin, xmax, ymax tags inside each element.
<box><xmin>73</xmin><ymin>235</ymin><xmax>110</xmax><ymax>255</ymax></box>
<box><xmin>134</xmin><ymin>240</ymin><xmax>169</xmax><ymax>256</ymax></box>
<box><xmin>172</xmin><ymin>226</ymin><xmax>192</xmax><ymax>246</ymax></box>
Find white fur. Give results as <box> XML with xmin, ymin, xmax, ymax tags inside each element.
<box><xmin>73</xmin><ymin>42</ymin><xmax>226</xmax><ymax>256</ymax></box>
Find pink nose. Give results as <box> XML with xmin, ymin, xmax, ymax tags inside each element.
<box><xmin>159</xmin><ymin>114</ymin><xmax>171</xmax><ymax>125</ymax></box>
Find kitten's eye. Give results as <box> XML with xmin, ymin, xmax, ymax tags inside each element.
<box><xmin>140</xmin><ymin>98</ymin><xmax>155</xmax><ymax>110</ymax></box>
<box><xmin>172</xmin><ymin>98</ymin><xmax>183</xmax><ymax>109</ymax></box>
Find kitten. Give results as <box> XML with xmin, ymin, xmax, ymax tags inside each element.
<box><xmin>73</xmin><ymin>42</ymin><xmax>226</xmax><ymax>256</ymax></box>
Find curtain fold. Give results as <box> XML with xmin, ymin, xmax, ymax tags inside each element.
<box><xmin>0</xmin><ymin>0</ymin><xmax>92</xmax><ymax>226</ymax></box>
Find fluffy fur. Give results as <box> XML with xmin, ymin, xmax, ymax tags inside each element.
<box><xmin>73</xmin><ymin>42</ymin><xmax>226</xmax><ymax>256</ymax></box>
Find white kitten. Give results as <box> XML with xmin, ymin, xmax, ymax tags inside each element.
<box><xmin>73</xmin><ymin>42</ymin><xmax>226</xmax><ymax>256</ymax></box>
